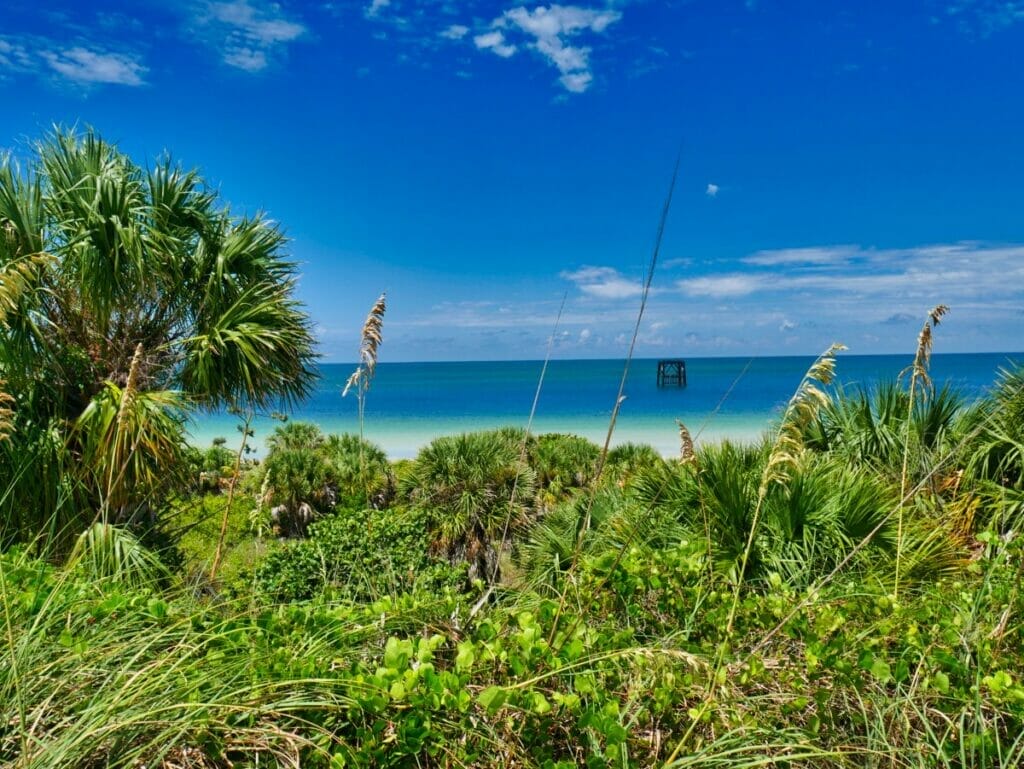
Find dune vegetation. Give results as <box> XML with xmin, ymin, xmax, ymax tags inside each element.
<box><xmin>2</xmin><ymin>130</ymin><xmax>1024</xmax><ymax>768</ymax></box>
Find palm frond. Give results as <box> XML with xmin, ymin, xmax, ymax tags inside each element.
<box><xmin>67</xmin><ymin>521</ymin><xmax>168</xmax><ymax>588</ymax></box>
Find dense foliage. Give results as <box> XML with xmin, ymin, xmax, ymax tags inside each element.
<box><xmin>5</xmin><ymin>358</ymin><xmax>1024</xmax><ymax>767</ymax></box>
<box><xmin>3</xmin><ymin>130</ymin><xmax>1024</xmax><ymax>768</ymax></box>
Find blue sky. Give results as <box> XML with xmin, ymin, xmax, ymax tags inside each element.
<box><xmin>1</xmin><ymin>0</ymin><xmax>1022</xmax><ymax>361</ymax></box>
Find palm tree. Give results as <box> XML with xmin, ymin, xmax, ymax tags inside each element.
<box><xmin>0</xmin><ymin>128</ymin><xmax>316</xmax><ymax>543</ymax></box>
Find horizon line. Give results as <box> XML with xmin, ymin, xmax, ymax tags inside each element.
<box><xmin>315</xmin><ymin>350</ymin><xmax>1024</xmax><ymax>366</ymax></box>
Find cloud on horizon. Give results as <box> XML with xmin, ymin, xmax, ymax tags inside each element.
<box><xmin>547</xmin><ymin>242</ymin><xmax>1024</xmax><ymax>357</ymax></box>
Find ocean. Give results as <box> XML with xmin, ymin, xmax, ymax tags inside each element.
<box><xmin>188</xmin><ymin>353</ymin><xmax>1022</xmax><ymax>459</ymax></box>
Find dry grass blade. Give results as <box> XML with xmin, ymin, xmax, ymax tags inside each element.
<box><xmin>341</xmin><ymin>292</ymin><xmax>387</xmax><ymax>512</ymax></box>
<box><xmin>485</xmin><ymin>293</ymin><xmax>568</xmax><ymax>592</ymax></box>
<box><xmin>593</xmin><ymin>151</ymin><xmax>681</xmax><ymax>483</ymax></box>
<box><xmin>729</xmin><ymin>343</ymin><xmax>845</xmax><ymax>629</ymax></box>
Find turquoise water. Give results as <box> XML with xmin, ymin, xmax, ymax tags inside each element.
<box><xmin>189</xmin><ymin>353</ymin><xmax>1022</xmax><ymax>459</ymax></box>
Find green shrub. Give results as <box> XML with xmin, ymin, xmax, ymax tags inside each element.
<box><xmin>253</xmin><ymin>506</ymin><xmax>467</xmax><ymax>602</ymax></box>
<box><xmin>249</xmin><ymin>423</ymin><xmax>395</xmax><ymax>535</ymax></box>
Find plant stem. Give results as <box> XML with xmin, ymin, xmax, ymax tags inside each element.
<box><xmin>209</xmin><ymin>409</ymin><xmax>252</xmax><ymax>582</ymax></box>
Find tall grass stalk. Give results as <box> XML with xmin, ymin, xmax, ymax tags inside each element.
<box><xmin>727</xmin><ymin>342</ymin><xmax>844</xmax><ymax>634</ymax></box>
<box><xmin>0</xmin><ymin>554</ymin><xmax>28</xmax><ymax>760</ymax></box>
<box><xmin>343</xmin><ymin>292</ymin><xmax>386</xmax><ymax>507</ymax></box>
<box><xmin>895</xmin><ymin>304</ymin><xmax>948</xmax><ymax>599</ymax></box>
<box><xmin>209</xmin><ymin>406</ymin><xmax>254</xmax><ymax>581</ymax></box>
<box><xmin>102</xmin><ymin>342</ymin><xmax>144</xmax><ymax>518</ymax></box>
<box><xmin>593</xmin><ymin>153</ymin><xmax>681</xmax><ymax>485</ymax></box>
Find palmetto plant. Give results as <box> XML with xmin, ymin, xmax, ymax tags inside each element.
<box><xmin>806</xmin><ymin>380</ymin><xmax>964</xmax><ymax>478</ymax></box>
<box><xmin>403</xmin><ymin>429</ymin><xmax>537</xmax><ymax>583</ymax></box>
<box><xmin>323</xmin><ymin>432</ymin><xmax>393</xmax><ymax>508</ymax></box>
<box><xmin>965</xmin><ymin>363</ymin><xmax>1024</xmax><ymax>491</ymax></box>
<box><xmin>0</xmin><ymin>128</ymin><xmax>316</xmax><ymax>543</ymax></box>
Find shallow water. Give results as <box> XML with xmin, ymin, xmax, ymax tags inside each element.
<box><xmin>189</xmin><ymin>353</ymin><xmax>1021</xmax><ymax>459</ymax></box>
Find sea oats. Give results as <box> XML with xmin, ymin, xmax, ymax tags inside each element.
<box><xmin>343</xmin><ymin>292</ymin><xmax>386</xmax><ymax>398</ymax></box>
<box><xmin>896</xmin><ymin>304</ymin><xmax>949</xmax><ymax>597</ymax></box>
<box><xmin>117</xmin><ymin>343</ymin><xmax>145</xmax><ymax>428</ymax></box>
<box><xmin>676</xmin><ymin>419</ymin><xmax>696</xmax><ymax>465</ymax></box>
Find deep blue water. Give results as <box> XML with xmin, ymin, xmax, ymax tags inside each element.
<box><xmin>190</xmin><ymin>353</ymin><xmax>1022</xmax><ymax>458</ymax></box>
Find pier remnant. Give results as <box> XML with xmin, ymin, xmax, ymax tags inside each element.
<box><xmin>657</xmin><ymin>359</ymin><xmax>687</xmax><ymax>387</ymax></box>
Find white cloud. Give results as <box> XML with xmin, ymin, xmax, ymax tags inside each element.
<box><xmin>561</xmin><ymin>266</ymin><xmax>645</xmax><ymax>299</ymax></box>
<box><xmin>705</xmin><ymin>183</ymin><xmax>719</xmax><ymax>197</ymax></box>
<box><xmin>578</xmin><ymin>328</ymin><xmax>592</xmax><ymax>343</ymax></box>
<box><xmin>675</xmin><ymin>242</ymin><xmax>1024</xmax><ymax>345</ymax></box>
<box><xmin>203</xmin><ymin>0</ymin><xmax>305</xmax><ymax>72</ymax></box>
<box><xmin>559</xmin><ymin>71</ymin><xmax>592</xmax><ymax>92</ymax></box>
<box><xmin>473</xmin><ymin>4</ymin><xmax>622</xmax><ymax>93</ymax></box>
<box><xmin>441</xmin><ymin>24</ymin><xmax>470</xmax><ymax>40</ymax></box>
<box><xmin>40</xmin><ymin>47</ymin><xmax>146</xmax><ymax>85</ymax></box>
<box><xmin>474</xmin><ymin>31</ymin><xmax>517</xmax><ymax>58</ymax></box>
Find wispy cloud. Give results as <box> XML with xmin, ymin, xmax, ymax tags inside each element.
<box><xmin>358</xmin><ymin>2</ymin><xmax>626</xmax><ymax>92</ymax></box>
<box><xmin>0</xmin><ymin>36</ymin><xmax>145</xmax><ymax>87</ymax></box>
<box><xmin>551</xmin><ymin>242</ymin><xmax>1024</xmax><ymax>355</ymax></box>
<box><xmin>705</xmin><ymin>183</ymin><xmax>719</xmax><ymax>197</ymax></box>
<box><xmin>677</xmin><ymin>273</ymin><xmax>764</xmax><ymax>298</ymax></box>
<box><xmin>678</xmin><ymin>242</ymin><xmax>1024</xmax><ymax>331</ymax></box>
<box><xmin>365</xmin><ymin>0</ymin><xmax>392</xmax><ymax>18</ymax></box>
<box><xmin>742</xmin><ymin>245</ymin><xmax>860</xmax><ymax>267</ymax></box>
<box><xmin>0</xmin><ymin>38</ymin><xmax>33</xmax><ymax>74</ymax></box>
<box><xmin>200</xmin><ymin>0</ymin><xmax>305</xmax><ymax>72</ymax></box>
<box><xmin>40</xmin><ymin>46</ymin><xmax>146</xmax><ymax>85</ymax></box>
<box><xmin>944</xmin><ymin>1</ymin><xmax>1024</xmax><ymax>35</ymax></box>
<box><xmin>472</xmin><ymin>4</ymin><xmax>623</xmax><ymax>93</ymax></box>
<box><xmin>561</xmin><ymin>266</ymin><xmax>646</xmax><ymax>299</ymax></box>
